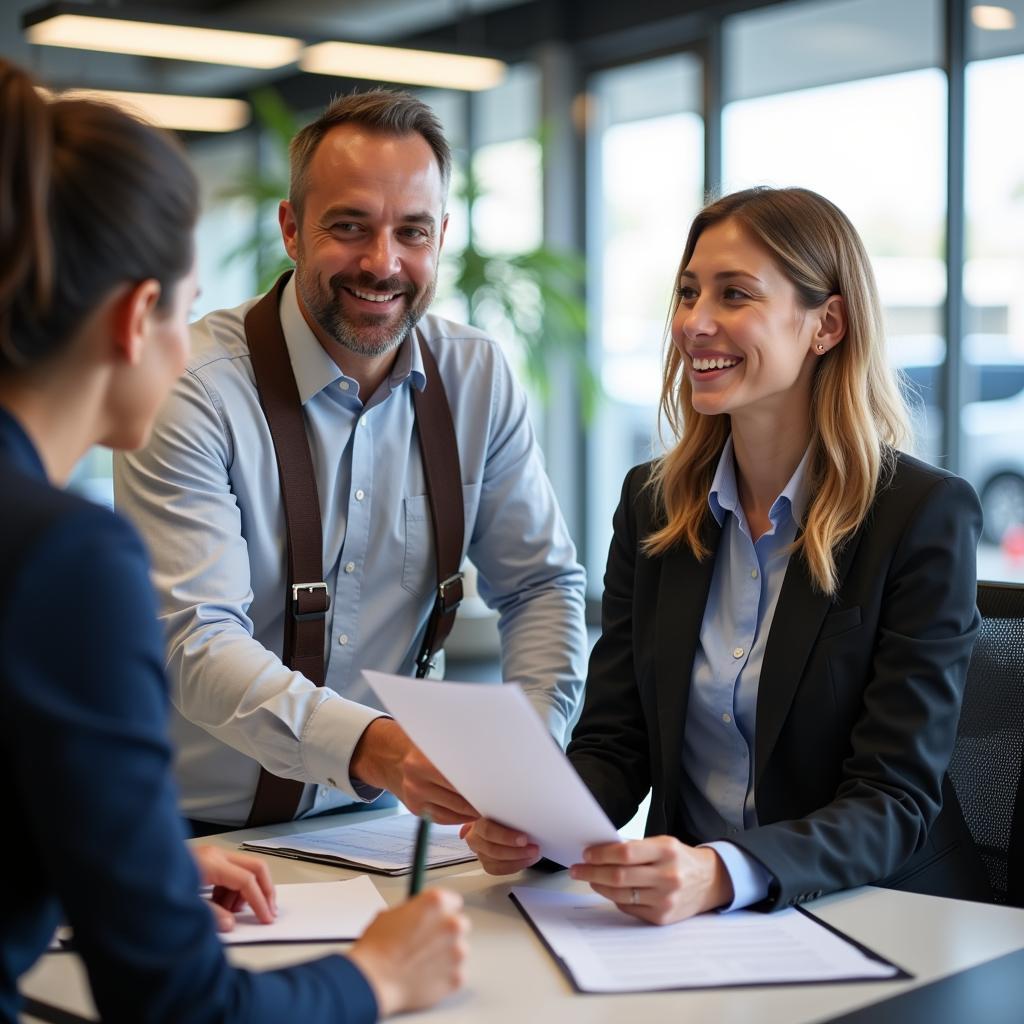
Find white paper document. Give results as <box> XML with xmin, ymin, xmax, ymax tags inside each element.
<box><xmin>511</xmin><ymin>887</ymin><xmax>902</xmax><ymax>992</ymax></box>
<box><xmin>241</xmin><ymin>813</ymin><xmax>476</xmax><ymax>875</ymax></box>
<box><xmin>218</xmin><ymin>876</ymin><xmax>386</xmax><ymax>945</ymax></box>
<box><xmin>364</xmin><ymin>670</ymin><xmax>620</xmax><ymax>867</ymax></box>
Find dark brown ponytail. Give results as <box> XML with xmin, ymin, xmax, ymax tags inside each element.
<box><xmin>0</xmin><ymin>61</ymin><xmax>54</xmax><ymax>365</ymax></box>
<box><xmin>0</xmin><ymin>59</ymin><xmax>199</xmax><ymax>371</ymax></box>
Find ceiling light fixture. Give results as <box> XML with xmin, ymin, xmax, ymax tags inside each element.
<box><xmin>23</xmin><ymin>3</ymin><xmax>302</xmax><ymax>69</ymax></box>
<box><xmin>23</xmin><ymin>3</ymin><xmax>508</xmax><ymax>91</ymax></box>
<box><xmin>301</xmin><ymin>41</ymin><xmax>506</xmax><ymax>92</ymax></box>
<box><xmin>42</xmin><ymin>86</ymin><xmax>251</xmax><ymax>133</ymax></box>
<box><xmin>971</xmin><ymin>5</ymin><xmax>1016</xmax><ymax>30</ymax></box>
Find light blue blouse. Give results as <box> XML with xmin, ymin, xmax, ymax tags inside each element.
<box><xmin>684</xmin><ymin>436</ymin><xmax>812</xmax><ymax>909</ymax></box>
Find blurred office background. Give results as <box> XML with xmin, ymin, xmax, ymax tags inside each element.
<box><xmin>5</xmin><ymin>0</ymin><xmax>1024</xmax><ymax>600</ymax></box>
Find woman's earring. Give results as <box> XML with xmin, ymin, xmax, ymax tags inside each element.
<box><xmin>816</xmin><ymin>343</ymin><xmax>825</xmax><ymax>353</ymax></box>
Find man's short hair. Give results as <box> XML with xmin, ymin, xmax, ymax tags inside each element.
<box><xmin>288</xmin><ymin>89</ymin><xmax>452</xmax><ymax>220</ymax></box>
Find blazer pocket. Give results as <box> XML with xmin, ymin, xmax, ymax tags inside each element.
<box><xmin>818</xmin><ymin>605</ymin><xmax>862</xmax><ymax>641</ymax></box>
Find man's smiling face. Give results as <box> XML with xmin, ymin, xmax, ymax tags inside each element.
<box><xmin>282</xmin><ymin>124</ymin><xmax>448</xmax><ymax>359</ymax></box>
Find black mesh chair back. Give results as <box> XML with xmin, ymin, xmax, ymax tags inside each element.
<box><xmin>946</xmin><ymin>581</ymin><xmax>1024</xmax><ymax>906</ymax></box>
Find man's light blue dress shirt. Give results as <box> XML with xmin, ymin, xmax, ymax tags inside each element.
<box><xmin>114</xmin><ymin>275</ymin><xmax>588</xmax><ymax>826</ymax></box>
<box><xmin>682</xmin><ymin>437</ymin><xmax>812</xmax><ymax>910</ymax></box>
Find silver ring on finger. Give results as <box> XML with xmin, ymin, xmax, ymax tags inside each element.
<box><xmin>630</xmin><ymin>887</ymin><xmax>639</xmax><ymax>905</ymax></box>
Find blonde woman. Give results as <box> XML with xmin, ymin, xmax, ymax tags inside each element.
<box><xmin>463</xmin><ymin>186</ymin><xmax>990</xmax><ymax>923</ymax></box>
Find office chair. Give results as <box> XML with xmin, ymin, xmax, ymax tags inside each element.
<box><xmin>946</xmin><ymin>580</ymin><xmax>1024</xmax><ymax>907</ymax></box>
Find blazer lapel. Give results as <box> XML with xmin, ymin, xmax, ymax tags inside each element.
<box><xmin>753</xmin><ymin>529</ymin><xmax>864</xmax><ymax>788</ymax></box>
<box><xmin>655</xmin><ymin>516</ymin><xmax>721</xmax><ymax>827</ymax></box>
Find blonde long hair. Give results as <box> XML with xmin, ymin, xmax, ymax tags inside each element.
<box><xmin>644</xmin><ymin>187</ymin><xmax>910</xmax><ymax>595</ymax></box>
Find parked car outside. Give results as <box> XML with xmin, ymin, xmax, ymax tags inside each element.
<box><xmin>897</xmin><ymin>334</ymin><xmax>1024</xmax><ymax>544</ymax></box>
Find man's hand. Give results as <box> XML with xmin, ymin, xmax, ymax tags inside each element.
<box><xmin>191</xmin><ymin>845</ymin><xmax>277</xmax><ymax>932</ymax></box>
<box><xmin>459</xmin><ymin>818</ymin><xmax>540</xmax><ymax>875</ymax></box>
<box><xmin>569</xmin><ymin>837</ymin><xmax>733</xmax><ymax>926</ymax></box>
<box><xmin>350</xmin><ymin>718</ymin><xmax>478</xmax><ymax>824</ymax></box>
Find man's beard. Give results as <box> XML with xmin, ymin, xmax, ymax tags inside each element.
<box><xmin>296</xmin><ymin>264</ymin><xmax>436</xmax><ymax>358</ymax></box>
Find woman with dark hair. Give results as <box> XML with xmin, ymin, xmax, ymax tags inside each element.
<box><xmin>464</xmin><ymin>186</ymin><xmax>990</xmax><ymax>923</ymax></box>
<box><xmin>0</xmin><ymin>58</ymin><xmax>466</xmax><ymax>1023</ymax></box>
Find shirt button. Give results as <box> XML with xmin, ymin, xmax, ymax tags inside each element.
<box><xmin>751</xmin><ymin>569</ymin><xmax>759</xmax><ymax>579</ymax></box>
<box><xmin>732</xmin><ymin>647</ymin><xmax>744</xmax><ymax>659</ymax></box>
<box><xmin>339</xmin><ymin>381</ymin><xmax>350</xmax><ymax>391</ymax></box>
<box><xmin>359</xmin><ymin>416</ymin><xmax>368</xmax><ymax>428</ymax></box>
<box><xmin>338</xmin><ymin>634</ymin><xmax>349</xmax><ymax>646</ymax></box>
<box><xmin>319</xmin><ymin>786</ymin><xmax>330</xmax><ymax>799</ymax></box>
<box><xmin>344</xmin><ymin>561</ymin><xmax>356</xmax><ymax>573</ymax></box>
<box><xmin>355</xmin><ymin>489</ymin><xmax>365</xmax><ymax>501</ymax></box>
<box><xmin>722</xmin><ymin>712</ymin><xmax>732</xmax><ymax>724</ymax></box>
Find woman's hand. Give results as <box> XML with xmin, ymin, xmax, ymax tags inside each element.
<box><xmin>459</xmin><ymin>818</ymin><xmax>540</xmax><ymax>875</ymax></box>
<box><xmin>347</xmin><ymin>890</ymin><xmax>470</xmax><ymax>1016</ymax></box>
<box><xmin>191</xmin><ymin>845</ymin><xmax>276</xmax><ymax>932</ymax></box>
<box><xmin>570</xmin><ymin>836</ymin><xmax>733</xmax><ymax>925</ymax></box>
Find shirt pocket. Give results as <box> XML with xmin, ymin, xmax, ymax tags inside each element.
<box><xmin>401</xmin><ymin>482</ymin><xmax>483</xmax><ymax>598</ymax></box>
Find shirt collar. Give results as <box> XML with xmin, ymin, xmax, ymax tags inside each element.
<box><xmin>278</xmin><ymin>274</ymin><xmax>343</xmax><ymax>404</ymax></box>
<box><xmin>707</xmin><ymin>435</ymin><xmax>813</xmax><ymax>530</ymax></box>
<box><xmin>278</xmin><ymin>274</ymin><xmax>427</xmax><ymax>403</ymax></box>
<box><xmin>387</xmin><ymin>327</ymin><xmax>427</xmax><ymax>394</ymax></box>
<box><xmin>0</xmin><ymin>405</ymin><xmax>47</xmax><ymax>482</ymax></box>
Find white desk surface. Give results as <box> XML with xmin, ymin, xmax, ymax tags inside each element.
<box><xmin>20</xmin><ymin>806</ymin><xmax>1024</xmax><ymax>1024</ymax></box>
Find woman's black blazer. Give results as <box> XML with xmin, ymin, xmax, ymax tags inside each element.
<box><xmin>568</xmin><ymin>452</ymin><xmax>991</xmax><ymax>910</ymax></box>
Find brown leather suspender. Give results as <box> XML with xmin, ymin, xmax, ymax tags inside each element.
<box><xmin>243</xmin><ymin>272</ymin><xmax>464</xmax><ymax>827</ymax></box>
<box><xmin>411</xmin><ymin>341</ymin><xmax>465</xmax><ymax>678</ymax></box>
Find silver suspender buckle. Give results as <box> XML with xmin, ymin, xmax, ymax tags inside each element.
<box><xmin>292</xmin><ymin>581</ymin><xmax>330</xmax><ymax>621</ymax></box>
<box><xmin>415</xmin><ymin>572</ymin><xmax>465</xmax><ymax>677</ymax></box>
<box><xmin>437</xmin><ymin>571</ymin><xmax>464</xmax><ymax>615</ymax></box>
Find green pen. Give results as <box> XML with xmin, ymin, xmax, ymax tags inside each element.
<box><xmin>409</xmin><ymin>813</ymin><xmax>432</xmax><ymax>896</ymax></box>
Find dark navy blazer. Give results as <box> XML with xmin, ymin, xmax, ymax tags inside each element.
<box><xmin>0</xmin><ymin>407</ymin><xmax>377</xmax><ymax>1024</ymax></box>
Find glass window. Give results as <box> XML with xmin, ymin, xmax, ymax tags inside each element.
<box><xmin>472</xmin><ymin>139</ymin><xmax>543</xmax><ymax>257</ymax></box>
<box><xmin>461</xmin><ymin>138</ymin><xmax>544</xmax><ymax>380</ymax></box>
<box><xmin>432</xmin><ymin>67</ymin><xmax>543</xmax><ymax>358</ymax></box>
<box><xmin>191</xmin><ymin>134</ymin><xmax>268</xmax><ymax>318</ymax></box>
<box><xmin>585</xmin><ymin>53</ymin><xmax>704</xmax><ymax>593</ymax></box>
<box><xmin>965</xmin><ymin>4</ymin><xmax>1024</xmax><ymax>580</ymax></box>
<box><xmin>417</xmin><ymin>87</ymin><xmax>470</xmax><ymax>323</ymax></box>
<box><xmin>726</xmin><ymin>0</ymin><xmax>940</xmax><ymax>101</ymax></box>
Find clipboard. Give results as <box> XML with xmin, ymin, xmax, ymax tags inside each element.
<box><xmin>509</xmin><ymin>888</ymin><xmax>911</xmax><ymax>994</ymax></box>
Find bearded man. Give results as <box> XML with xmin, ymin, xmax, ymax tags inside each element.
<box><xmin>114</xmin><ymin>90</ymin><xmax>587</xmax><ymax>834</ymax></box>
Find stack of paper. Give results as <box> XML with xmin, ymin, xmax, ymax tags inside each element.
<box><xmin>241</xmin><ymin>813</ymin><xmax>476</xmax><ymax>876</ymax></box>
